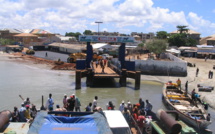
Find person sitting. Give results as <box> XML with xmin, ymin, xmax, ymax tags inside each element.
<box><xmin>19</xmin><ymin>103</ymin><xmax>27</xmax><ymax>122</ymax></box>
<box><xmin>106</xmin><ymin>101</ymin><xmax>115</xmax><ymax>110</ymax></box>
<box><xmin>137</xmin><ymin>112</ymin><xmax>146</xmax><ymax>133</ymax></box>
<box><xmin>24</xmin><ymin>105</ymin><xmax>33</xmax><ymax>123</ymax></box>
<box><xmin>85</xmin><ymin>102</ymin><xmax>92</xmax><ymax>112</ymax></box>
<box><xmin>12</xmin><ymin>106</ymin><xmax>19</xmax><ymax>122</ymax></box>
<box><xmin>55</xmin><ymin>104</ymin><xmax>67</xmax><ymax>116</ymax></box>
<box><xmin>194</xmin><ymin>93</ymin><xmax>201</xmax><ymax>104</ymax></box>
<box><xmin>30</xmin><ymin>105</ymin><xmax>37</xmax><ymax>119</ymax></box>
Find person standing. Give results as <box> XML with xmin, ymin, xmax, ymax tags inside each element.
<box><xmin>122</xmin><ymin>106</ymin><xmax>131</xmax><ymax>124</ymax></box>
<box><xmin>145</xmin><ymin>100</ymin><xmax>152</xmax><ymax>115</ymax></box>
<box><xmin>46</xmin><ymin>93</ymin><xmax>54</xmax><ymax>111</ymax></box>
<box><xmin>92</xmin><ymin>96</ymin><xmax>98</xmax><ymax>110</ymax></box>
<box><xmin>67</xmin><ymin>95</ymin><xmax>75</xmax><ymax>111</ymax></box>
<box><xmin>211</xmin><ymin>71</ymin><xmax>213</xmax><ymax>79</ymax></box>
<box><xmin>209</xmin><ymin>70</ymin><xmax>211</xmax><ymax>79</ymax></box>
<box><xmin>139</xmin><ymin>98</ymin><xmax>145</xmax><ymax>110</ymax></box>
<box><xmin>185</xmin><ymin>81</ymin><xmax>188</xmax><ymax>96</ymax></box>
<box><xmin>119</xmin><ymin>100</ymin><xmax>126</xmax><ymax>112</ymax></box>
<box><xmin>63</xmin><ymin>94</ymin><xmax>68</xmax><ymax>109</ymax></box>
<box><xmin>196</xmin><ymin>68</ymin><xmax>199</xmax><ymax>77</ymax></box>
<box><xmin>46</xmin><ymin>52</ymin><xmax>48</xmax><ymax>57</ymax></box>
<box><xmin>176</xmin><ymin>78</ymin><xmax>181</xmax><ymax>89</ymax></box>
<box><xmin>74</xmin><ymin>94</ymin><xmax>81</xmax><ymax>112</ymax></box>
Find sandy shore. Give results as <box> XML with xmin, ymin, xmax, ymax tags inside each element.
<box><xmin>141</xmin><ymin>57</ymin><xmax>215</xmax><ymax>109</ymax></box>
<box><xmin>2</xmin><ymin>52</ymin><xmax>215</xmax><ymax>108</ymax></box>
<box><xmin>0</xmin><ymin>52</ymin><xmax>76</xmax><ymax>75</ymax></box>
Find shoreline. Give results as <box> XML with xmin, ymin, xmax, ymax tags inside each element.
<box><xmin>2</xmin><ymin>52</ymin><xmax>215</xmax><ymax>109</ymax></box>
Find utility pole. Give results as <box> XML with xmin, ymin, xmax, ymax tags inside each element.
<box><xmin>95</xmin><ymin>21</ymin><xmax>103</xmax><ymax>35</ymax></box>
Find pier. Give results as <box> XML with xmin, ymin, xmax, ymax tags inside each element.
<box><xmin>75</xmin><ymin>35</ymin><xmax>141</xmax><ymax>90</ymax></box>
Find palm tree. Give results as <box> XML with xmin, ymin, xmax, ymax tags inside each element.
<box><xmin>177</xmin><ymin>25</ymin><xmax>189</xmax><ymax>34</ymax></box>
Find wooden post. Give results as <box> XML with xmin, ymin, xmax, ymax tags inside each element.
<box><xmin>75</xmin><ymin>70</ymin><xmax>81</xmax><ymax>89</ymax></box>
<box><xmin>135</xmin><ymin>71</ymin><xmax>141</xmax><ymax>90</ymax></box>
<box><xmin>120</xmin><ymin>69</ymin><xmax>127</xmax><ymax>87</ymax></box>
<box><xmin>86</xmin><ymin>68</ymin><xmax>93</xmax><ymax>86</ymax></box>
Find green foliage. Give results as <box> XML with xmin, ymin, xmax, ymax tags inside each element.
<box><xmin>168</xmin><ymin>25</ymin><xmax>197</xmax><ymax>47</ymax></box>
<box><xmin>145</xmin><ymin>39</ymin><xmax>167</xmax><ymax>54</ymax></box>
<box><xmin>0</xmin><ymin>38</ymin><xmax>15</xmax><ymax>45</ymax></box>
<box><xmin>65</xmin><ymin>32</ymin><xmax>82</xmax><ymax>39</ymax></box>
<box><xmin>168</xmin><ymin>33</ymin><xmax>197</xmax><ymax>47</ymax></box>
<box><xmin>177</xmin><ymin>25</ymin><xmax>189</xmax><ymax>34</ymax></box>
<box><xmin>156</xmin><ymin>31</ymin><xmax>169</xmax><ymax>39</ymax></box>
<box><xmin>138</xmin><ymin>40</ymin><xmax>145</xmax><ymax>48</ymax></box>
<box><xmin>168</xmin><ymin>34</ymin><xmax>186</xmax><ymax>47</ymax></box>
<box><xmin>83</xmin><ymin>30</ymin><xmax>93</xmax><ymax>35</ymax></box>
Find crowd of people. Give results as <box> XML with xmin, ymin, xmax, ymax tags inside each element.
<box><xmin>11</xmin><ymin>93</ymin><xmax>153</xmax><ymax>132</ymax></box>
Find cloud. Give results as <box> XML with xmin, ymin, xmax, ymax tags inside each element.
<box><xmin>188</xmin><ymin>12</ymin><xmax>215</xmax><ymax>36</ymax></box>
<box><xmin>0</xmin><ymin>0</ymin><xmax>214</xmax><ymax>36</ymax></box>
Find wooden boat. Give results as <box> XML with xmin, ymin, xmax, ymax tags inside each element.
<box><xmin>162</xmin><ymin>81</ymin><xmax>211</xmax><ymax>129</ymax></box>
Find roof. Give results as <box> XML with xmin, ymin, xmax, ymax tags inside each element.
<box><xmin>170</xmin><ymin>29</ymin><xmax>200</xmax><ymax>34</ymax></box>
<box><xmin>2</xmin><ymin>28</ymin><xmax>23</xmax><ymax>34</ymax></box>
<box><xmin>30</xmin><ymin>29</ymin><xmax>52</xmax><ymax>34</ymax></box>
<box><xmin>196</xmin><ymin>45</ymin><xmax>214</xmax><ymax>48</ymax></box>
<box><xmin>166</xmin><ymin>48</ymin><xmax>181</xmax><ymax>54</ymax></box>
<box><xmin>206</xmin><ymin>37</ymin><xmax>215</xmax><ymax>41</ymax></box>
<box><xmin>49</xmin><ymin>43</ymin><xmax>84</xmax><ymax>50</ymax></box>
<box><xmin>92</xmin><ymin>43</ymin><xmax>113</xmax><ymax>49</ymax></box>
<box><xmin>60</xmin><ymin>36</ymin><xmax>76</xmax><ymax>41</ymax></box>
<box><xmin>13</xmin><ymin>33</ymin><xmax>38</xmax><ymax>37</ymax></box>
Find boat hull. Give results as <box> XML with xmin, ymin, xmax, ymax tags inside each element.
<box><xmin>162</xmin><ymin>84</ymin><xmax>211</xmax><ymax>129</ymax></box>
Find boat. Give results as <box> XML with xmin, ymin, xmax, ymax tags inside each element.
<box><xmin>162</xmin><ymin>81</ymin><xmax>211</xmax><ymax>129</ymax></box>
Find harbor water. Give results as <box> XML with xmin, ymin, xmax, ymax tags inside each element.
<box><xmin>1</xmin><ymin>51</ymin><xmax>215</xmax><ymax>133</ymax></box>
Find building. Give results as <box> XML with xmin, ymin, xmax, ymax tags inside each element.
<box><xmin>0</xmin><ymin>29</ymin><xmax>22</xmax><ymax>39</ymax></box>
<box><xmin>1</xmin><ymin>28</ymin><xmax>61</xmax><ymax>48</ymax></box>
<box><xmin>130</xmin><ymin>32</ymin><xmax>155</xmax><ymax>41</ymax></box>
<box><xmin>92</xmin><ymin>31</ymin><xmax>120</xmax><ymax>36</ymax></box>
<box><xmin>170</xmin><ymin>29</ymin><xmax>201</xmax><ymax>44</ymax></box>
<box><xmin>13</xmin><ymin>33</ymin><xmax>39</xmax><ymax>47</ymax></box>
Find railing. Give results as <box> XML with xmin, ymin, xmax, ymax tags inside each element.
<box><xmin>130</xmin><ymin>115</ymin><xmax>143</xmax><ymax>134</ymax></box>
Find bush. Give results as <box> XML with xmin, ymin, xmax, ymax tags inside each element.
<box><xmin>26</xmin><ymin>50</ymin><xmax>35</xmax><ymax>55</ymax></box>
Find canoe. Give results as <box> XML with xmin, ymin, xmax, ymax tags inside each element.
<box><xmin>162</xmin><ymin>82</ymin><xmax>211</xmax><ymax>129</ymax></box>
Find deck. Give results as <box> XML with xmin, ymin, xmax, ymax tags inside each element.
<box><xmin>92</xmin><ymin>62</ymin><xmax>120</xmax><ymax>78</ymax></box>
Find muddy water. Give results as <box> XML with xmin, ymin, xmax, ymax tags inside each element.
<box><xmin>1</xmin><ymin>53</ymin><xmax>215</xmax><ymax>132</ymax></box>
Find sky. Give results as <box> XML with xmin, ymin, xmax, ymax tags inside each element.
<box><xmin>1</xmin><ymin>0</ymin><xmax>215</xmax><ymax>37</ymax></box>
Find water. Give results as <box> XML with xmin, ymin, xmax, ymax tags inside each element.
<box><xmin>1</xmin><ymin>52</ymin><xmax>215</xmax><ymax>133</ymax></box>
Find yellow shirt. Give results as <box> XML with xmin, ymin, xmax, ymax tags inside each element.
<box><xmin>24</xmin><ymin>109</ymin><xmax>31</xmax><ymax>119</ymax></box>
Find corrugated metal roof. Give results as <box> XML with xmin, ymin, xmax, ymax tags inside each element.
<box><xmin>92</xmin><ymin>43</ymin><xmax>113</xmax><ymax>49</ymax></box>
<box><xmin>13</xmin><ymin>33</ymin><xmax>38</xmax><ymax>37</ymax></box>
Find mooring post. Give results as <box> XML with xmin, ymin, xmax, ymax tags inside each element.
<box><xmin>135</xmin><ymin>71</ymin><xmax>141</xmax><ymax>90</ymax></box>
<box><xmin>86</xmin><ymin>68</ymin><xmax>93</xmax><ymax>86</ymax></box>
<box><xmin>120</xmin><ymin>69</ymin><xmax>127</xmax><ymax>87</ymax></box>
<box><xmin>75</xmin><ymin>70</ymin><xmax>81</xmax><ymax>89</ymax></box>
